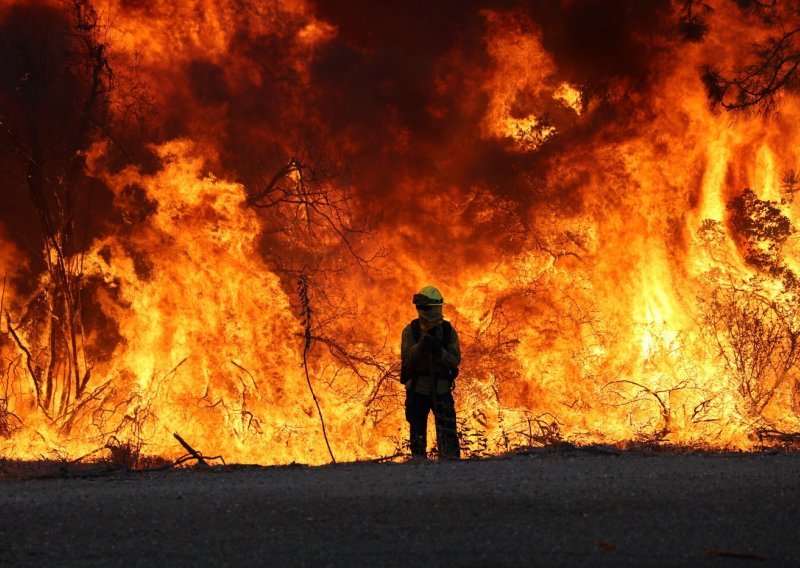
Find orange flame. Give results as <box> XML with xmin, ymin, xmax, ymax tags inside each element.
<box><xmin>2</xmin><ymin>0</ymin><xmax>800</xmax><ymax>464</ymax></box>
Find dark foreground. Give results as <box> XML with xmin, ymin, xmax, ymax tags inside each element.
<box><xmin>1</xmin><ymin>451</ymin><xmax>798</xmax><ymax>567</ymax></box>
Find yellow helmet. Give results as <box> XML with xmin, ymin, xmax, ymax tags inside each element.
<box><xmin>412</xmin><ymin>285</ymin><xmax>444</xmax><ymax>306</ymax></box>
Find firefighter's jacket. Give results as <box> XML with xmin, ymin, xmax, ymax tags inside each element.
<box><xmin>401</xmin><ymin>320</ymin><xmax>461</xmax><ymax>395</ymax></box>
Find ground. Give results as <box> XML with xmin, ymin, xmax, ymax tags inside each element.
<box><xmin>0</xmin><ymin>450</ymin><xmax>798</xmax><ymax>566</ymax></box>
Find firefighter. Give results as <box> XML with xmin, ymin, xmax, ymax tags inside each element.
<box><xmin>400</xmin><ymin>285</ymin><xmax>461</xmax><ymax>460</ymax></box>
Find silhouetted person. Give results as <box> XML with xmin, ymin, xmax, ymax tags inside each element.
<box><xmin>400</xmin><ymin>285</ymin><xmax>461</xmax><ymax>460</ymax></box>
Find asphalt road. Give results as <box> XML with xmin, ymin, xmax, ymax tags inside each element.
<box><xmin>1</xmin><ymin>451</ymin><xmax>798</xmax><ymax>567</ymax></box>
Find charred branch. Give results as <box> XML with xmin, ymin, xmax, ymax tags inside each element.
<box><xmin>173</xmin><ymin>432</ymin><xmax>209</xmax><ymax>468</ymax></box>
<box><xmin>514</xmin><ymin>412</ymin><xmax>565</xmax><ymax>448</ymax></box>
<box><xmin>297</xmin><ymin>274</ymin><xmax>336</xmax><ymax>463</ymax></box>
<box><xmin>58</xmin><ymin>377</ymin><xmax>110</xmax><ymax>435</ymax></box>
<box><xmin>604</xmin><ymin>375</ymin><xmax>695</xmax><ymax>441</ymax></box>
<box><xmin>5</xmin><ymin>312</ymin><xmax>44</xmax><ymax>415</ymax></box>
<box><xmin>248</xmin><ymin>155</ymin><xmax>380</xmax><ymax>271</ymax></box>
<box><xmin>754</xmin><ymin>426</ymin><xmax>800</xmax><ymax>448</ymax></box>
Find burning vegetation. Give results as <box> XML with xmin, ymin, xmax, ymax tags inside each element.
<box><xmin>1</xmin><ymin>0</ymin><xmax>800</xmax><ymax>467</ymax></box>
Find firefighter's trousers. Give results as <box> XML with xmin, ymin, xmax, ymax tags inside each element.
<box><xmin>405</xmin><ymin>389</ymin><xmax>460</xmax><ymax>459</ymax></box>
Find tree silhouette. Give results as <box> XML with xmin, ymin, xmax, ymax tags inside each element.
<box><xmin>0</xmin><ymin>1</ymin><xmax>125</xmax><ymax>425</ymax></box>
<box><xmin>700</xmin><ymin>1</ymin><xmax>800</xmax><ymax>113</ymax></box>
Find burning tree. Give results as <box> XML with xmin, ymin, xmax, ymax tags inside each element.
<box><xmin>0</xmin><ymin>1</ymin><xmax>118</xmax><ymax>427</ymax></box>
<box><xmin>701</xmin><ymin>284</ymin><xmax>800</xmax><ymax>420</ymax></box>
<box><xmin>697</xmin><ymin>189</ymin><xmax>800</xmax><ymax>436</ymax></box>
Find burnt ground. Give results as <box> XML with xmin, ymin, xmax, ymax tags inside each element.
<box><xmin>0</xmin><ymin>450</ymin><xmax>798</xmax><ymax>567</ymax></box>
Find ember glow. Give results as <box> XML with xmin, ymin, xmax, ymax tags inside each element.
<box><xmin>1</xmin><ymin>0</ymin><xmax>800</xmax><ymax>465</ymax></box>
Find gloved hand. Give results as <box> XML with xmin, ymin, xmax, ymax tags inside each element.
<box><xmin>422</xmin><ymin>334</ymin><xmax>443</xmax><ymax>360</ymax></box>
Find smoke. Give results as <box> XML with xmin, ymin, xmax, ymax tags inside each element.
<box><xmin>0</xmin><ymin>0</ymin><xmax>686</xmax><ymax>274</ymax></box>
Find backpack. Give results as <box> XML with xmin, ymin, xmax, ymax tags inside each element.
<box><xmin>400</xmin><ymin>319</ymin><xmax>459</xmax><ymax>386</ymax></box>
